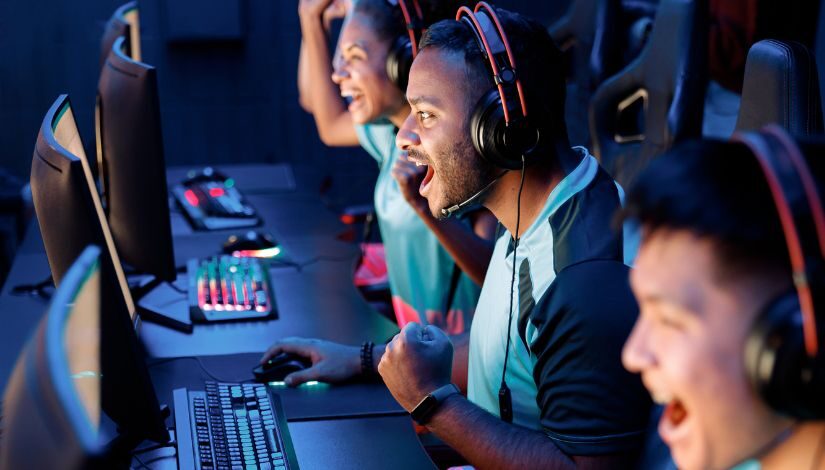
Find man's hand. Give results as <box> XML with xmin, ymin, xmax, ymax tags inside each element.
<box><xmin>391</xmin><ymin>152</ymin><xmax>430</xmax><ymax>215</ymax></box>
<box><xmin>378</xmin><ymin>323</ymin><xmax>454</xmax><ymax>411</ymax></box>
<box><xmin>260</xmin><ymin>337</ymin><xmax>361</xmax><ymax>387</ymax></box>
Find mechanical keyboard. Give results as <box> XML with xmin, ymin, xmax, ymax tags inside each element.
<box><xmin>172</xmin><ymin>170</ymin><xmax>261</xmax><ymax>231</ymax></box>
<box><xmin>173</xmin><ymin>382</ymin><xmax>299</xmax><ymax>470</ymax></box>
<box><xmin>188</xmin><ymin>256</ymin><xmax>276</xmax><ymax>323</ymax></box>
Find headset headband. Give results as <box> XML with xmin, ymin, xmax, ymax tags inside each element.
<box><xmin>733</xmin><ymin>125</ymin><xmax>825</xmax><ymax>357</ymax></box>
<box><xmin>387</xmin><ymin>0</ymin><xmax>425</xmax><ymax>56</ymax></box>
<box><xmin>456</xmin><ymin>2</ymin><xmax>528</xmax><ymax>124</ymax></box>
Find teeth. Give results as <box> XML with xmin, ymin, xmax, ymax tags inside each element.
<box><xmin>414</xmin><ymin>161</ymin><xmax>426</xmax><ymax>167</ymax></box>
<box><xmin>651</xmin><ymin>391</ymin><xmax>673</xmax><ymax>406</ymax></box>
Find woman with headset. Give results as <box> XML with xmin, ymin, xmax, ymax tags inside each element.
<box><xmin>295</xmin><ymin>0</ymin><xmax>496</xmax><ymax>333</ymax></box>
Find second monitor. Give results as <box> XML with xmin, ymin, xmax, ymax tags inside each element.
<box><xmin>97</xmin><ymin>35</ymin><xmax>176</xmax><ymax>283</ymax></box>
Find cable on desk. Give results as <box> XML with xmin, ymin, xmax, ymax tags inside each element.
<box><xmin>147</xmin><ymin>356</ymin><xmax>254</xmax><ymax>384</ymax></box>
<box><xmin>132</xmin><ymin>452</ymin><xmax>176</xmax><ymax>470</ymax></box>
<box><xmin>166</xmin><ymin>282</ymin><xmax>187</xmax><ymax>295</ymax></box>
<box><xmin>132</xmin><ymin>441</ymin><xmax>176</xmax><ymax>455</ymax></box>
<box><xmin>10</xmin><ymin>275</ymin><xmax>54</xmax><ymax>299</ymax></box>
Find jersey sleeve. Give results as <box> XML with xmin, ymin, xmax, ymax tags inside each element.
<box><xmin>528</xmin><ymin>259</ymin><xmax>652</xmax><ymax>456</ymax></box>
<box><xmin>354</xmin><ymin>122</ymin><xmax>396</xmax><ymax>166</ymax></box>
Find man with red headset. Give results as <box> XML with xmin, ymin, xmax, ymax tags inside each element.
<box><xmin>263</xmin><ymin>5</ymin><xmax>651</xmax><ymax>467</ymax></box>
<box><xmin>378</xmin><ymin>4</ymin><xmax>652</xmax><ymax>468</ymax></box>
<box><xmin>622</xmin><ymin>134</ymin><xmax>825</xmax><ymax>470</ymax></box>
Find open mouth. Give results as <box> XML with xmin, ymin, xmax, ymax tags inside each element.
<box><xmin>407</xmin><ymin>154</ymin><xmax>435</xmax><ymax>195</ymax></box>
<box><xmin>341</xmin><ymin>89</ymin><xmax>365</xmax><ymax>112</ymax></box>
<box><xmin>420</xmin><ymin>164</ymin><xmax>434</xmax><ymax>195</ymax></box>
<box><xmin>655</xmin><ymin>392</ymin><xmax>690</xmax><ymax>446</ymax></box>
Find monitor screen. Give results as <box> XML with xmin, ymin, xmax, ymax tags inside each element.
<box><xmin>0</xmin><ymin>247</ymin><xmax>103</xmax><ymax>468</ymax></box>
<box><xmin>63</xmin><ymin>254</ymin><xmax>103</xmax><ymax>433</ymax></box>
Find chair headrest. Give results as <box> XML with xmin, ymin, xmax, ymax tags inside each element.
<box><xmin>549</xmin><ymin>0</ymin><xmax>623</xmax><ymax>89</ymax></box>
<box><xmin>735</xmin><ymin>40</ymin><xmax>824</xmax><ymax>136</ymax></box>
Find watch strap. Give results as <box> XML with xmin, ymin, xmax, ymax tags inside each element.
<box><xmin>410</xmin><ymin>383</ymin><xmax>460</xmax><ymax>425</ymax></box>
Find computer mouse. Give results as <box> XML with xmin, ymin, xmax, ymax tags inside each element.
<box><xmin>223</xmin><ymin>230</ymin><xmax>279</xmax><ymax>255</ymax></box>
<box><xmin>183</xmin><ymin>166</ymin><xmax>228</xmax><ymax>185</ymax></box>
<box><xmin>253</xmin><ymin>353</ymin><xmax>312</xmax><ymax>383</ymax></box>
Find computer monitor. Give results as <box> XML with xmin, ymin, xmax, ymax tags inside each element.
<box><xmin>99</xmin><ymin>1</ymin><xmax>141</xmax><ymax>70</ymax></box>
<box><xmin>97</xmin><ymin>35</ymin><xmax>176</xmax><ymax>282</ymax></box>
<box><xmin>32</xmin><ymin>94</ymin><xmax>135</xmax><ymax>314</ymax></box>
<box><xmin>31</xmin><ymin>95</ymin><xmax>170</xmax><ymax>445</ymax></box>
<box><xmin>0</xmin><ymin>246</ymin><xmax>104</xmax><ymax>469</ymax></box>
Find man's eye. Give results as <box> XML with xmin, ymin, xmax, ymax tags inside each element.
<box><xmin>418</xmin><ymin>111</ymin><xmax>434</xmax><ymax>121</ymax></box>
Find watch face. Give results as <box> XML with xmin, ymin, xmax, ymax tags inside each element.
<box><xmin>411</xmin><ymin>395</ymin><xmax>437</xmax><ymax>424</ymax></box>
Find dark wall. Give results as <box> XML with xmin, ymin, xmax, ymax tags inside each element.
<box><xmin>0</xmin><ymin>0</ymin><xmax>567</xmax><ymax>208</ymax></box>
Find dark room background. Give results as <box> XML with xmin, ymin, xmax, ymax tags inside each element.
<box><xmin>0</xmin><ymin>0</ymin><xmax>569</xmax><ymax>211</ymax></box>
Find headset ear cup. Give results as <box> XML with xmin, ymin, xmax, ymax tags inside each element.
<box><xmin>470</xmin><ymin>90</ymin><xmax>539</xmax><ymax>169</ymax></box>
<box><xmin>745</xmin><ymin>293</ymin><xmax>825</xmax><ymax>418</ymax></box>
<box><xmin>386</xmin><ymin>36</ymin><xmax>413</xmax><ymax>92</ymax></box>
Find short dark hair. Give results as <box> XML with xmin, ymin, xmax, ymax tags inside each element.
<box><xmin>418</xmin><ymin>7</ymin><xmax>568</xmax><ymax>140</ymax></box>
<box><xmin>623</xmin><ymin>139</ymin><xmax>801</xmax><ymax>282</ymax></box>
<box><xmin>352</xmin><ymin>0</ymin><xmax>471</xmax><ymax>45</ymax></box>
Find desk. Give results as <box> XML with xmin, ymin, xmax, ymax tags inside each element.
<box><xmin>0</xmin><ymin>163</ymin><xmax>435</xmax><ymax>468</ymax></box>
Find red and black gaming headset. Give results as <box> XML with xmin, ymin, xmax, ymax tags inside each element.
<box><xmin>734</xmin><ymin>125</ymin><xmax>825</xmax><ymax>419</ymax></box>
<box><xmin>385</xmin><ymin>0</ymin><xmax>425</xmax><ymax>92</ymax></box>
<box><xmin>455</xmin><ymin>2</ymin><xmax>543</xmax><ymax>422</ymax></box>
<box><xmin>456</xmin><ymin>2</ymin><xmax>540</xmax><ymax>170</ymax></box>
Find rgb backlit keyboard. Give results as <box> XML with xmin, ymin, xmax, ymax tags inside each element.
<box><xmin>188</xmin><ymin>255</ymin><xmax>276</xmax><ymax>323</ymax></box>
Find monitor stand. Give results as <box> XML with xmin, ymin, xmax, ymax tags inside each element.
<box><xmin>103</xmin><ymin>404</ymin><xmax>172</xmax><ymax>467</ymax></box>
<box><xmin>132</xmin><ymin>277</ymin><xmax>193</xmax><ymax>334</ymax></box>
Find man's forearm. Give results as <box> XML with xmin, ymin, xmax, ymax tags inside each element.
<box><xmin>426</xmin><ymin>395</ymin><xmax>575</xmax><ymax>470</ymax></box>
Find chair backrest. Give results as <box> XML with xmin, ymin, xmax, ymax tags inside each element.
<box><xmin>589</xmin><ymin>0</ymin><xmax>708</xmax><ymax>187</ymax></box>
<box><xmin>549</xmin><ymin>0</ymin><xmax>623</xmax><ymax>91</ymax></box>
<box><xmin>735</xmin><ymin>39</ymin><xmax>824</xmax><ymax>136</ymax></box>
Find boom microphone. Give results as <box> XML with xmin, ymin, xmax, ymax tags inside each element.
<box><xmin>441</xmin><ymin>170</ymin><xmax>508</xmax><ymax>217</ymax></box>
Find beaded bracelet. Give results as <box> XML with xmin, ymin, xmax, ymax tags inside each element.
<box><xmin>360</xmin><ymin>341</ymin><xmax>376</xmax><ymax>378</ymax></box>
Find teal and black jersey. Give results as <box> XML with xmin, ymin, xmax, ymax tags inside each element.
<box><xmin>355</xmin><ymin>121</ymin><xmax>480</xmax><ymax>334</ymax></box>
<box><xmin>468</xmin><ymin>149</ymin><xmax>651</xmax><ymax>456</ymax></box>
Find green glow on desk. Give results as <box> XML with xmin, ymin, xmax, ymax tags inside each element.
<box><xmin>267</xmin><ymin>380</ymin><xmax>328</xmax><ymax>388</ymax></box>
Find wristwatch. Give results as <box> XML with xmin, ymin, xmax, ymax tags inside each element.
<box><xmin>410</xmin><ymin>383</ymin><xmax>460</xmax><ymax>425</ymax></box>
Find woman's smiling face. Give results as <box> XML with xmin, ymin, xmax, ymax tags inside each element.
<box><xmin>331</xmin><ymin>13</ymin><xmax>407</xmax><ymax>124</ymax></box>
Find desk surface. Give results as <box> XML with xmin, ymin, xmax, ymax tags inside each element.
<box><xmin>4</xmin><ymin>164</ymin><xmax>399</xmax><ymax>359</ymax></box>
<box><xmin>137</xmin><ymin>415</ymin><xmax>435</xmax><ymax>470</ymax></box>
<box><xmin>0</xmin><ymin>163</ymin><xmax>433</xmax><ymax>468</ymax></box>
